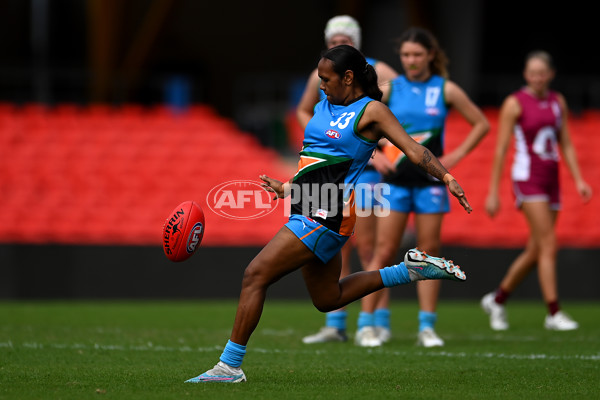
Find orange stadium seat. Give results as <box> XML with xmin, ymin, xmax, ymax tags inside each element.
<box><xmin>0</xmin><ymin>105</ymin><xmax>597</xmax><ymax>247</ymax></box>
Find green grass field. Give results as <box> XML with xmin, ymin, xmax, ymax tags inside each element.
<box><xmin>1</xmin><ymin>300</ymin><xmax>598</xmax><ymax>399</ymax></box>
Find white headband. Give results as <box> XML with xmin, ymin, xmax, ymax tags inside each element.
<box><xmin>324</xmin><ymin>15</ymin><xmax>361</xmax><ymax>50</ymax></box>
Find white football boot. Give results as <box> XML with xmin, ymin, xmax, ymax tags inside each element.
<box><xmin>185</xmin><ymin>361</ymin><xmax>246</xmax><ymax>383</ymax></box>
<box><xmin>544</xmin><ymin>311</ymin><xmax>579</xmax><ymax>331</ymax></box>
<box><xmin>302</xmin><ymin>326</ymin><xmax>347</xmax><ymax>344</ymax></box>
<box><xmin>375</xmin><ymin>327</ymin><xmax>392</xmax><ymax>343</ymax></box>
<box><xmin>417</xmin><ymin>328</ymin><xmax>445</xmax><ymax>347</ymax></box>
<box><xmin>481</xmin><ymin>292</ymin><xmax>509</xmax><ymax>331</ymax></box>
<box><xmin>354</xmin><ymin>326</ymin><xmax>382</xmax><ymax>347</ymax></box>
<box><xmin>404</xmin><ymin>248</ymin><xmax>466</xmax><ymax>281</ymax></box>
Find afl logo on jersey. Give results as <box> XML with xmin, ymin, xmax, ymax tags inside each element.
<box><xmin>425</xmin><ymin>107</ymin><xmax>440</xmax><ymax>116</ymax></box>
<box><xmin>325</xmin><ymin>129</ymin><xmax>341</xmax><ymax>139</ymax></box>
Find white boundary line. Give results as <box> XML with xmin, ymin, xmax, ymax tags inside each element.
<box><xmin>1</xmin><ymin>341</ymin><xmax>599</xmax><ymax>361</ymax></box>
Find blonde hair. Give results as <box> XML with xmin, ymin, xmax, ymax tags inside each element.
<box><xmin>525</xmin><ymin>50</ymin><xmax>554</xmax><ymax>70</ymax></box>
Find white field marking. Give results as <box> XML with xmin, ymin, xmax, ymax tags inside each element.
<box><xmin>1</xmin><ymin>341</ymin><xmax>599</xmax><ymax>361</ymax></box>
<box><xmin>0</xmin><ymin>341</ymin><xmax>225</xmax><ymax>353</ymax></box>
<box><xmin>272</xmin><ymin>329</ymin><xmax>600</xmax><ymax>344</ymax></box>
<box><xmin>258</xmin><ymin>329</ymin><xmax>599</xmax><ymax>343</ymax></box>
<box><xmin>260</xmin><ymin>329</ymin><xmax>297</xmax><ymax>336</ymax></box>
<box><xmin>389</xmin><ymin>350</ymin><xmax>600</xmax><ymax>361</ymax></box>
<box><xmin>431</xmin><ymin>333</ymin><xmax>599</xmax><ymax>343</ymax></box>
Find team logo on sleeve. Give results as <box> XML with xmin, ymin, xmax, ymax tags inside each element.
<box><xmin>325</xmin><ymin>129</ymin><xmax>341</xmax><ymax>139</ymax></box>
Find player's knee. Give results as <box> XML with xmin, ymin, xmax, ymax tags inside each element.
<box><xmin>368</xmin><ymin>249</ymin><xmax>395</xmax><ymax>270</ymax></box>
<box><xmin>539</xmin><ymin>242</ymin><xmax>557</xmax><ymax>259</ymax></box>
<box><xmin>241</xmin><ymin>259</ymin><xmax>271</xmax><ymax>289</ymax></box>
<box><xmin>313</xmin><ymin>300</ymin><xmax>336</xmax><ymax>313</ymax></box>
<box><xmin>309</xmin><ymin>294</ymin><xmax>338</xmax><ymax>312</ymax></box>
<box><xmin>523</xmin><ymin>242</ymin><xmax>539</xmax><ymax>259</ymax></box>
<box><xmin>356</xmin><ymin>247</ymin><xmax>374</xmax><ymax>266</ymax></box>
<box><xmin>540</xmin><ymin>234</ymin><xmax>557</xmax><ymax>250</ymax></box>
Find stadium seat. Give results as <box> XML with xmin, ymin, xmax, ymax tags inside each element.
<box><xmin>0</xmin><ymin>104</ymin><xmax>597</xmax><ymax>248</ymax></box>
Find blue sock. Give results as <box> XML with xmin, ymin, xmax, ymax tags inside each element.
<box><xmin>379</xmin><ymin>262</ymin><xmax>411</xmax><ymax>287</ymax></box>
<box><xmin>325</xmin><ymin>310</ymin><xmax>347</xmax><ymax>331</ymax></box>
<box><xmin>374</xmin><ymin>308</ymin><xmax>391</xmax><ymax>329</ymax></box>
<box><xmin>418</xmin><ymin>311</ymin><xmax>437</xmax><ymax>332</ymax></box>
<box><xmin>219</xmin><ymin>340</ymin><xmax>246</xmax><ymax>368</ymax></box>
<box><xmin>357</xmin><ymin>311</ymin><xmax>375</xmax><ymax>330</ymax></box>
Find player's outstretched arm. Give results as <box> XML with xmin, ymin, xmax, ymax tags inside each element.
<box><xmin>367</xmin><ymin>101</ymin><xmax>472</xmax><ymax>213</ymax></box>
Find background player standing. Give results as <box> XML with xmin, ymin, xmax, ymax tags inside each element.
<box><xmin>297</xmin><ymin>15</ymin><xmax>398</xmax><ymax>344</ymax></box>
<box><xmin>481</xmin><ymin>50</ymin><xmax>592</xmax><ymax>331</ymax></box>
<box><xmin>357</xmin><ymin>27</ymin><xmax>489</xmax><ymax>347</ymax></box>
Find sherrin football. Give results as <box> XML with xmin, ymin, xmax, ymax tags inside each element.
<box><xmin>162</xmin><ymin>201</ymin><xmax>205</xmax><ymax>262</ymax></box>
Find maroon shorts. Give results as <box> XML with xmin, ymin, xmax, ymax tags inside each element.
<box><xmin>512</xmin><ymin>179</ymin><xmax>560</xmax><ymax>210</ymax></box>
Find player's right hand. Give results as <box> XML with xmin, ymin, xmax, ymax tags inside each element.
<box><xmin>259</xmin><ymin>175</ymin><xmax>286</xmax><ymax>200</ymax></box>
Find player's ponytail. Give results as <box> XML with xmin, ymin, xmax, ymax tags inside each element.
<box><xmin>322</xmin><ymin>45</ymin><xmax>383</xmax><ymax>101</ymax></box>
<box><xmin>362</xmin><ymin>62</ymin><xmax>382</xmax><ymax>101</ymax></box>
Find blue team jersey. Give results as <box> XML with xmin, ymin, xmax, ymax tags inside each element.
<box><xmin>318</xmin><ymin>57</ymin><xmax>378</xmax><ymax>173</ymax></box>
<box><xmin>291</xmin><ymin>95</ymin><xmax>377</xmax><ymax>235</ymax></box>
<box><xmin>384</xmin><ymin>74</ymin><xmax>448</xmax><ymax>186</ymax></box>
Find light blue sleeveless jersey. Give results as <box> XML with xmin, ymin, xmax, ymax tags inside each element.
<box><xmin>291</xmin><ymin>95</ymin><xmax>377</xmax><ymax>235</ymax></box>
<box><xmin>385</xmin><ymin>74</ymin><xmax>448</xmax><ymax>186</ymax></box>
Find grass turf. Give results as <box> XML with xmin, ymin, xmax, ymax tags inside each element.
<box><xmin>0</xmin><ymin>300</ymin><xmax>598</xmax><ymax>399</ymax></box>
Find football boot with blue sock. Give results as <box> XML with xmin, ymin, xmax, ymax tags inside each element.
<box><xmin>374</xmin><ymin>308</ymin><xmax>391</xmax><ymax>343</ymax></box>
<box><xmin>185</xmin><ymin>361</ymin><xmax>246</xmax><ymax>383</ymax></box>
<box><xmin>417</xmin><ymin>311</ymin><xmax>444</xmax><ymax>347</ymax></box>
<box><xmin>379</xmin><ymin>248</ymin><xmax>466</xmax><ymax>289</ymax></box>
<box><xmin>404</xmin><ymin>248</ymin><xmax>466</xmax><ymax>281</ymax></box>
<box><xmin>185</xmin><ymin>340</ymin><xmax>247</xmax><ymax>383</ymax></box>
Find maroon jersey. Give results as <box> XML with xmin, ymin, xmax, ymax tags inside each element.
<box><xmin>510</xmin><ymin>88</ymin><xmax>562</xmax><ymax>209</ymax></box>
<box><xmin>511</xmin><ymin>88</ymin><xmax>561</xmax><ymax>184</ymax></box>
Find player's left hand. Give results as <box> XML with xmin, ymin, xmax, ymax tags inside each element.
<box><xmin>370</xmin><ymin>149</ymin><xmax>396</xmax><ymax>175</ymax></box>
<box><xmin>447</xmin><ymin>179</ymin><xmax>472</xmax><ymax>213</ymax></box>
<box><xmin>576</xmin><ymin>180</ymin><xmax>593</xmax><ymax>203</ymax></box>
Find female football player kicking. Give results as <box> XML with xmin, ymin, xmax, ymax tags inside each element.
<box><xmin>185</xmin><ymin>45</ymin><xmax>471</xmax><ymax>383</ymax></box>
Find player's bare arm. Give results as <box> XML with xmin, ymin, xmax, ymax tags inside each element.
<box><xmin>442</xmin><ymin>81</ymin><xmax>490</xmax><ymax>169</ymax></box>
<box><xmin>360</xmin><ymin>101</ymin><xmax>472</xmax><ymax>213</ymax></box>
<box><xmin>296</xmin><ymin>69</ymin><xmax>321</xmax><ymax>130</ymax></box>
<box><xmin>361</xmin><ymin>101</ymin><xmax>447</xmax><ymax>181</ymax></box>
<box><xmin>374</xmin><ymin>61</ymin><xmax>398</xmax><ymax>88</ymax></box>
<box><xmin>485</xmin><ymin>95</ymin><xmax>520</xmax><ymax>217</ymax></box>
<box><xmin>555</xmin><ymin>93</ymin><xmax>593</xmax><ymax>202</ymax></box>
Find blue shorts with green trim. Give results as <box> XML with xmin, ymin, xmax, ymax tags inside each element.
<box><xmin>285</xmin><ymin>214</ymin><xmax>349</xmax><ymax>264</ymax></box>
